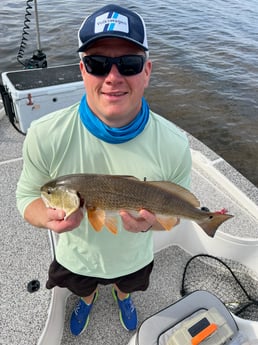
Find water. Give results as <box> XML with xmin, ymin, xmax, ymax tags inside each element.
<box><xmin>1</xmin><ymin>0</ymin><xmax>258</xmax><ymax>186</ymax></box>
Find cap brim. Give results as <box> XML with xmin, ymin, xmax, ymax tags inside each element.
<box><xmin>77</xmin><ymin>34</ymin><xmax>148</xmax><ymax>53</ymax></box>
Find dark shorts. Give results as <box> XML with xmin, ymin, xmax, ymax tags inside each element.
<box><xmin>46</xmin><ymin>258</ymin><xmax>154</xmax><ymax>297</ymax></box>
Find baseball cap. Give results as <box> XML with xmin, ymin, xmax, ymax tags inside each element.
<box><xmin>78</xmin><ymin>4</ymin><xmax>148</xmax><ymax>52</ymax></box>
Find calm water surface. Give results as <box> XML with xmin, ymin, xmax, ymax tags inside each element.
<box><xmin>1</xmin><ymin>0</ymin><xmax>258</xmax><ymax>186</ymax></box>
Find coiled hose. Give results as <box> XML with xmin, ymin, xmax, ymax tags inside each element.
<box><xmin>17</xmin><ymin>0</ymin><xmax>34</xmax><ymax>67</ymax></box>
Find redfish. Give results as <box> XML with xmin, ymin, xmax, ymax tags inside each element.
<box><xmin>41</xmin><ymin>173</ymin><xmax>233</xmax><ymax>236</ymax></box>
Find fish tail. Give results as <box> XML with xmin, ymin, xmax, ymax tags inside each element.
<box><xmin>198</xmin><ymin>213</ymin><xmax>234</xmax><ymax>237</ymax></box>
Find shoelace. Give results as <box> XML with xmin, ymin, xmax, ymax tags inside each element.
<box><xmin>74</xmin><ymin>302</ymin><xmax>82</xmax><ymax>316</ymax></box>
<box><xmin>121</xmin><ymin>298</ymin><xmax>135</xmax><ymax>319</ymax></box>
<box><xmin>74</xmin><ymin>300</ymin><xmax>90</xmax><ymax>322</ymax></box>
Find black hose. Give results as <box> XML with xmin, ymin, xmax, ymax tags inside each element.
<box><xmin>180</xmin><ymin>254</ymin><xmax>258</xmax><ymax>316</ymax></box>
<box><xmin>17</xmin><ymin>0</ymin><xmax>34</xmax><ymax>67</ymax></box>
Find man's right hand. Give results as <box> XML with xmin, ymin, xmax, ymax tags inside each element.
<box><xmin>45</xmin><ymin>207</ymin><xmax>84</xmax><ymax>233</ymax></box>
<box><xmin>24</xmin><ymin>198</ymin><xmax>84</xmax><ymax>233</ymax></box>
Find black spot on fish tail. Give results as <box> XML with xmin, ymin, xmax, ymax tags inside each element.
<box><xmin>198</xmin><ymin>213</ymin><xmax>234</xmax><ymax>237</ymax></box>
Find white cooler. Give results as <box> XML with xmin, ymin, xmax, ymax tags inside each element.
<box><xmin>1</xmin><ymin>64</ymin><xmax>84</xmax><ymax>133</ymax></box>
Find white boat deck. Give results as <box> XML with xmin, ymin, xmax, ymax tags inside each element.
<box><xmin>1</xmin><ymin>112</ymin><xmax>258</xmax><ymax>345</ymax></box>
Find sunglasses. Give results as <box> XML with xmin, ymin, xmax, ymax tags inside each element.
<box><xmin>82</xmin><ymin>55</ymin><xmax>146</xmax><ymax>77</ymax></box>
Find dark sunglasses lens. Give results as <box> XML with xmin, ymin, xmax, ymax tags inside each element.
<box><xmin>83</xmin><ymin>55</ymin><xmax>145</xmax><ymax>76</ymax></box>
<box><xmin>83</xmin><ymin>56</ymin><xmax>110</xmax><ymax>76</ymax></box>
<box><xmin>118</xmin><ymin>56</ymin><xmax>145</xmax><ymax>76</ymax></box>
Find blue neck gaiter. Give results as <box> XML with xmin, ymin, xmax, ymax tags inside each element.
<box><xmin>79</xmin><ymin>94</ymin><xmax>149</xmax><ymax>144</ymax></box>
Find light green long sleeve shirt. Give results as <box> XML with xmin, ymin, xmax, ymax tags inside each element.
<box><xmin>16</xmin><ymin>103</ymin><xmax>191</xmax><ymax>278</ymax></box>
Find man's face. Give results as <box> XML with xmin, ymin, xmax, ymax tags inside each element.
<box><xmin>79</xmin><ymin>38</ymin><xmax>152</xmax><ymax>127</ymax></box>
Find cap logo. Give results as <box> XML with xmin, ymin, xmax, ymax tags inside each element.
<box><xmin>94</xmin><ymin>11</ymin><xmax>129</xmax><ymax>34</ymax></box>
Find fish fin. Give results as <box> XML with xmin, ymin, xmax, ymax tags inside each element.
<box><xmin>156</xmin><ymin>215</ymin><xmax>179</xmax><ymax>231</ymax></box>
<box><xmin>197</xmin><ymin>213</ymin><xmax>234</xmax><ymax>237</ymax></box>
<box><xmin>87</xmin><ymin>208</ymin><xmax>105</xmax><ymax>232</ymax></box>
<box><xmin>147</xmin><ymin>181</ymin><xmax>200</xmax><ymax>207</ymax></box>
<box><xmin>104</xmin><ymin>214</ymin><xmax>118</xmax><ymax>235</ymax></box>
<box><xmin>115</xmin><ymin>175</ymin><xmax>140</xmax><ymax>181</ymax></box>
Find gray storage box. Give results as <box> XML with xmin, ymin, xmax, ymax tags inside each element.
<box><xmin>133</xmin><ymin>291</ymin><xmax>239</xmax><ymax>345</ymax></box>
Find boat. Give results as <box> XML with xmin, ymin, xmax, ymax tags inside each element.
<box><xmin>1</xmin><ymin>83</ymin><xmax>258</xmax><ymax>344</ymax></box>
<box><xmin>1</xmin><ymin>1</ymin><xmax>257</xmax><ymax>342</ymax></box>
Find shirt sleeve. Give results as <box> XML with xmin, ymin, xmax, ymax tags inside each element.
<box><xmin>16</xmin><ymin>127</ymin><xmax>51</xmax><ymax>217</ymax></box>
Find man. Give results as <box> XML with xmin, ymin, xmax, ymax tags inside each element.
<box><xmin>16</xmin><ymin>4</ymin><xmax>192</xmax><ymax>337</ymax></box>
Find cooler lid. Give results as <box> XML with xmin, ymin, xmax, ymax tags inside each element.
<box><xmin>2</xmin><ymin>64</ymin><xmax>82</xmax><ymax>91</ymax></box>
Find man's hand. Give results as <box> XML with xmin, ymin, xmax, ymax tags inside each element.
<box><xmin>45</xmin><ymin>208</ymin><xmax>84</xmax><ymax>233</ymax></box>
<box><xmin>120</xmin><ymin>209</ymin><xmax>179</xmax><ymax>233</ymax></box>
<box><xmin>24</xmin><ymin>198</ymin><xmax>84</xmax><ymax>233</ymax></box>
<box><xmin>119</xmin><ymin>209</ymin><xmax>157</xmax><ymax>233</ymax></box>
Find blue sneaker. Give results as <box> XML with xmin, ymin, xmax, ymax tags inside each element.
<box><xmin>112</xmin><ymin>287</ymin><xmax>137</xmax><ymax>331</ymax></box>
<box><xmin>70</xmin><ymin>291</ymin><xmax>98</xmax><ymax>336</ymax></box>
